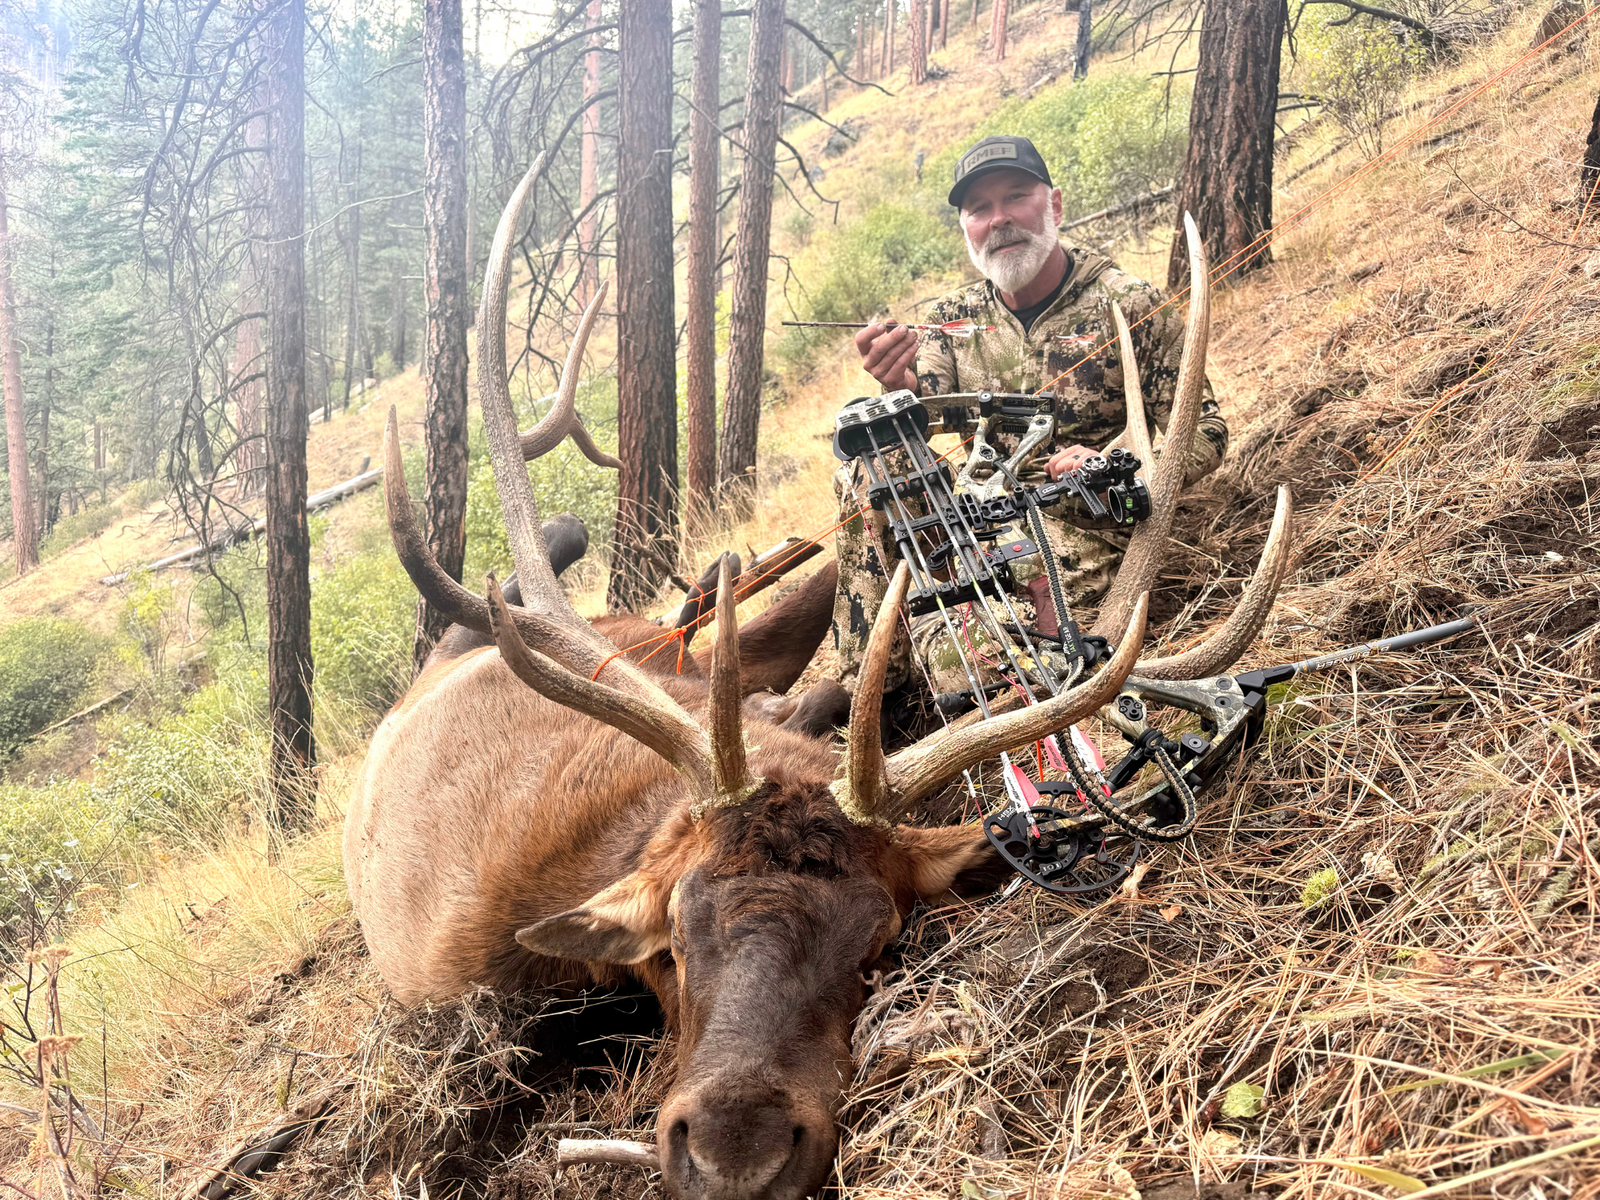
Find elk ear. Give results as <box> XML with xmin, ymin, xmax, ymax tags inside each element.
<box><xmin>897</xmin><ymin>824</ymin><xmax>1013</xmax><ymax>903</ymax></box>
<box><xmin>514</xmin><ymin>871</ymin><xmax>670</xmax><ymax>965</ymax></box>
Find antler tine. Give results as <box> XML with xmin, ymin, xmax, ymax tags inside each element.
<box><xmin>707</xmin><ymin>555</ymin><xmax>754</xmax><ymax>801</ymax></box>
<box><xmin>384</xmin><ymin>406</ymin><xmax>604</xmax><ymax>669</ymax></box>
<box><xmin>830</xmin><ymin>563</ymin><xmax>911</xmax><ymax>825</ymax></box>
<box><xmin>882</xmin><ymin>594</ymin><xmax>1149</xmax><ymax>809</ymax></box>
<box><xmin>485</xmin><ymin>573</ymin><xmax>719</xmax><ymax>801</ymax></box>
<box><xmin>1091</xmin><ymin>212</ymin><xmax>1209</xmax><ymax>641</ymax></box>
<box><xmin>1134</xmin><ymin>486</ymin><xmax>1294</xmax><ymax>680</ymax></box>
<box><xmin>478</xmin><ymin>151</ymin><xmax>608</xmax><ymax>624</ymax></box>
<box><xmin>518</xmin><ymin>278</ymin><xmax>622</xmax><ymax>470</ymax></box>
<box><xmin>1106</xmin><ymin>301</ymin><xmax>1154</xmax><ymax>472</ymax></box>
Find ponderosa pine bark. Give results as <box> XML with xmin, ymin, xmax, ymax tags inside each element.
<box><xmin>413</xmin><ymin>0</ymin><xmax>471</xmax><ymax>672</ymax></box>
<box><xmin>717</xmin><ymin>0</ymin><xmax>785</xmax><ymax>515</ymax></box>
<box><xmin>264</xmin><ymin>0</ymin><xmax>316</xmax><ymax>833</ymax></box>
<box><xmin>0</xmin><ymin>144</ymin><xmax>37</xmax><ymax>575</ymax></box>
<box><xmin>1168</xmin><ymin>0</ymin><xmax>1285</xmax><ymax>289</ymax></box>
<box><xmin>607</xmin><ymin>0</ymin><xmax>678</xmax><ymax>611</ymax></box>
<box><xmin>991</xmin><ymin>0</ymin><xmax>1009</xmax><ymax>61</ymax></box>
<box><xmin>684</xmin><ymin>0</ymin><xmax>721</xmax><ymax>527</ymax></box>
<box><xmin>909</xmin><ymin>0</ymin><xmax>927</xmax><ymax>83</ymax></box>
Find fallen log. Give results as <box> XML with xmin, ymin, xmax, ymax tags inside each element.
<box><xmin>100</xmin><ymin>467</ymin><xmax>383</xmax><ymax>586</ymax></box>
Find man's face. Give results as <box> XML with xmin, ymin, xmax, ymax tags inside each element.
<box><xmin>959</xmin><ymin>170</ymin><xmax>1064</xmax><ymax>295</ymax></box>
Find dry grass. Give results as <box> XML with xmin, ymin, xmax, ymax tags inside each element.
<box><xmin>8</xmin><ymin>8</ymin><xmax>1600</xmax><ymax>1200</ymax></box>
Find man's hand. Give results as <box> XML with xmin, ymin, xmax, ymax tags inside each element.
<box><xmin>855</xmin><ymin>322</ymin><xmax>920</xmax><ymax>394</ymax></box>
<box><xmin>1045</xmin><ymin>444</ymin><xmax>1097</xmax><ymax>479</ymax></box>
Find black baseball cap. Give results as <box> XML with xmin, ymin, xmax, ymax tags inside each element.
<box><xmin>947</xmin><ymin>136</ymin><xmax>1054</xmax><ymax>209</ymax></box>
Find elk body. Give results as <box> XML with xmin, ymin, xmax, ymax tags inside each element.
<box><xmin>346</xmin><ymin>152</ymin><xmax>1289</xmax><ymax>1200</ymax></box>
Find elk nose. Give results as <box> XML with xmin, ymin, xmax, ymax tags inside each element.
<box><xmin>662</xmin><ymin>1091</ymin><xmax>830</xmax><ymax>1200</ymax></box>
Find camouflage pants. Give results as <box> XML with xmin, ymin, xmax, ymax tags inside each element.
<box><xmin>830</xmin><ymin>459</ymin><xmax>1125</xmax><ymax>697</ymax></box>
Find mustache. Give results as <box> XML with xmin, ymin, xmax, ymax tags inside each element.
<box><xmin>980</xmin><ymin>226</ymin><xmax>1032</xmax><ymax>255</ymax></box>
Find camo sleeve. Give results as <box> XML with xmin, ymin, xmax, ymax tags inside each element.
<box><xmin>913</xmin><ymin>298</ymin><xmax>959</xmax><ymax>397</ymax></box>
<box><xmin>1114</xmin><ymin>278</ymin><xmax>1228</xmax><ymax>486</ymax></box>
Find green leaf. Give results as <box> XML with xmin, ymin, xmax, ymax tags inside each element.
<box><xmin>961</xmin><ymin>1180</ymin><xmax>1008</xmax><ymax>1200</ymax></box>
<box><xmin>1384</xmin><ymin>1049</ymin><xmax>1563</xmax><ymax>1095</ymax></box>
<box><xmin>1325</xmin><ymin>1162</ymin><xmax>1426</xmax><ymax>1193</ymax></box>
<box><xmin>1220</xmin><ymin>1081</ymin><xmax>1266</xmax><ymax>1118</ymax></box>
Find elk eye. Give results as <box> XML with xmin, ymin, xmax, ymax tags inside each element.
<box><xmin>668</xmin><ymin>917</ymin><xmax>686</xmax><ymax>955</ymax></box>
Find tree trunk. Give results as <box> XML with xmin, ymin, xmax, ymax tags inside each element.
<box><xmin>717</xmin><ymin>0</ymin><xmax>785</xmax><ymax>516</ymax></box>
<box><xmin>389</xmin><ymin>263</ymin><xmax>407</xmax><ymax>369</ymax></box>
<box><xmin>34</xmin><ymin>324</ymin><xmax>48</xmax><ymax>540</ymax></box>
<box><xmin>887</xmin><ymin>0</ymin><xmax>896</xmax><ymax>73</ymax></box>
<box><xmin>1074</xmin><ymin>0</ymin><xmax>1091</xmax><ymax>78</ymax></box>
<box><xmin>0</xmin><ymin>145</ymin><xmax>36</xmax><ymax>574</ymax></box>
<box><xmin>855</xmin><ymin>8</ymin><xmax>865</xmax><ymax>77</ymax></box>
<box><xmin>340</xmin><ymin>156</ymin><xmax>361</xmax><ymax>411</ymax></box>
<box><xmin>413</xmin><ymin>0</ymin><xmax>472</xmax><ymax>673</ymax></box>
<box><xmin>236</xmin><ymin>110</ymin><xmax>269</xmax><ymax>494</ymax></box>
<box><xmin>264</xmin><ymin>0</ymin><xmax>317</xmax><ymax>835</ymax></box>
<box><xmin>1582</xmin><ymin>88</ymin><xmax>1600</xmax><ymax>203</ymax></box>
<box><xmin>684</xmin><ymin>0</ymin><xmax>721</xmax><ymax>528</ymax></box>
<box><xmin>1167</xmin><ymin>0</ymin><xmax>1284</xmax><ymax>289</ymax></box>
<box><xmin>991</xmin><ymin>0</ymin><xmax>1009</xmax><ymax>61</ymax></box>
<box><xmin>607</xmin><ymin>0</ymin><xmax>679</xmax><ymax>612</ymax></box>
<box><xmin>578</xmin><ymin>0</ymin><xmax>602</xmax><ymax>307</ymax></box>
<box><xmin>940</xmin><ymin>0</ymin><xmax>950</xmax><ymax>49</ymax></box>
<box><xmin>909</xmin><ymin>0</ymin><xmax>926</xmax><ymax>83</ymax></box>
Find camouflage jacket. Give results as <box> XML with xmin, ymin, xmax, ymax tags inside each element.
<box><xmin>913</xmin><ymin>244</ymin><xmax>1228</xmax><ymax>484</ymax></box>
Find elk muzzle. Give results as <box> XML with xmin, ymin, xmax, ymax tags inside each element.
<box><xmin>658</xmin><ymin>1076</ymin><xmax>838</xmax><ymax>1200</ymax></box>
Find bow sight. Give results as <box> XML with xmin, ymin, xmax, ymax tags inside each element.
<box><xmin>835</xmin><ymin>388</ymin><xmax>1480</xmax><ymax>898</ymax></box>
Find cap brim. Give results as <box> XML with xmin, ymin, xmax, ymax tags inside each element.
<box><xmin>948</xmin><ymin>161</ymin><xmax>1052</xmax><ymax>209</ymax></box>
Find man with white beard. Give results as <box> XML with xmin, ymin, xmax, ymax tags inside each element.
<box><xmin>830</xmin><ymin>135</ymin><xmax>1229</xmax><ymax>700</ymax></box>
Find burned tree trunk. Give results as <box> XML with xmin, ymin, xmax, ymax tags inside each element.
<box><xmin>607</xmin><ymin>0</ymin><xmax>679</xmax><ymax>612</ymax></box>
<box><xmin>264</xmin><ymin>0</ymin><xmax>317</xmax><ymax>834</ymax></box>
<box><xmin>718</xmin><ymin>0</ymin><xmax>785</xmax><ymax>516</ymax></box>
<box><xmin>0</xmin><ymin>145</ymin><xmax>36</xmax><ymax>575</ymax></box>
<box><xmin>684</xmin><ymin>0</ymin><xmax>721</xmax><ymax>527</ymax></box>
<box><xmin>413</xmin><ymin>0</ymin><xmax>472</xmax><ymax>672</ymax></box>
<box><xmin>1167</xmin><ymin>0</ymin><xmax>1285</xmax><ymax>289</ymax></box>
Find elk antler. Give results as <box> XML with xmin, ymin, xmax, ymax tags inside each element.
<box><xmin>1107</xmin><ymin>301</ymin><xmax>1154</xmax><ymax>473</ymax></box>
<box><xmin>1133</xmin><ymin>485</ymin><xmax>1295</xmax><ymax>680</ymax></box>
<box><xmin>705</xmin><ymin>555</ymin><xmax>754</xmax><ymax>805</ymax></box>
<box><xmin>381</xmin><ymin>153</ymin><xmax>744</xmax><ymax>809</ymax></box>
<box><xmin>1091</xmin><ymin>212</ymin><xmax>1209</xmax><ymax>641</ymax></box>
<box><xmin>831</xmin><ymin>592</ymin><xmax>1150</xmax><ymax>822</ymax></box>
<box><xmin>832</xmin><ymin>562</ymin><xmax>911</xmax><ymax>825</ymax></box>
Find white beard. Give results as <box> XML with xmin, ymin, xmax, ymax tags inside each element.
<box><xmin>967</xmin><ymin>211</ymin><xmax>1061</xmax><ymax>295</ymax></box>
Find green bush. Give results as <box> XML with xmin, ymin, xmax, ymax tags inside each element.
<box><xmin>312</xmin><ymin>549</ymin><xmax>417</xmax><ymax>715</ymax></box>
<box><xmin>1292</xmin><ymin>12</ymin><xmax>1426</xmax><ymax>157</ymax></box>
<box><xmin>0</xmin><ymin>618</ymin><xmax>108</xmax><ymax>757</ymax></box>
<box><xmin>779</xmin><ymin>202</ymin><xmax>961</xmax><ymax>367</ymax></box>
<box><xmin>926</xmin><ymin>71</ymin><xmax>1189</xmax><ymax>218</ymax></box>
<box><xmin>94</xmin><ymin>683</ymin><xmax>267</xmax><ymax>837</ymax></box>
<box><xmin>0</xmin><ymin>777</ymin><xmax>139</xmax><ymax>942</ymax></box>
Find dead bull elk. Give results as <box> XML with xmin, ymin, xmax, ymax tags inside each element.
<box><xmin>345</xmin><ymin>155</ymin><xmax>1289</xmax><ymax>1197</ymax></box>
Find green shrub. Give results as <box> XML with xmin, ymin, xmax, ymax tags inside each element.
<box><xmin>925</xmin><ymin>71</ymin><xmax>1189</xmax><ymax>219</ymax></box>
<box><xmin>312</xmin><ymin>549</ymin><xmax>417</xmax><ymax>715</ymax></box>
<box><xmin>94</xmin><ymin>683</ymin><xmax>267</xmax><ymax>837</ymax></box>
<box><xmin>0</xmin><ymin>618</ymin><xmax>108</xmax><ymax>757</ymax></box>
<box><xmin>0</xmin><ymin>777</ymin><xmax>139</xmax><ymax>943</ymax></box>
<box><xmin>1292</xmin><ymin>12</ymin><xmax>1426</xmax><ymax>157</ymax></box>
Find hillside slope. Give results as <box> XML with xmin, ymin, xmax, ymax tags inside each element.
<box><xmin>8</xmin><ymin>7</ymin><xmax>1600</xmax><ymax>1200</ymax></box>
